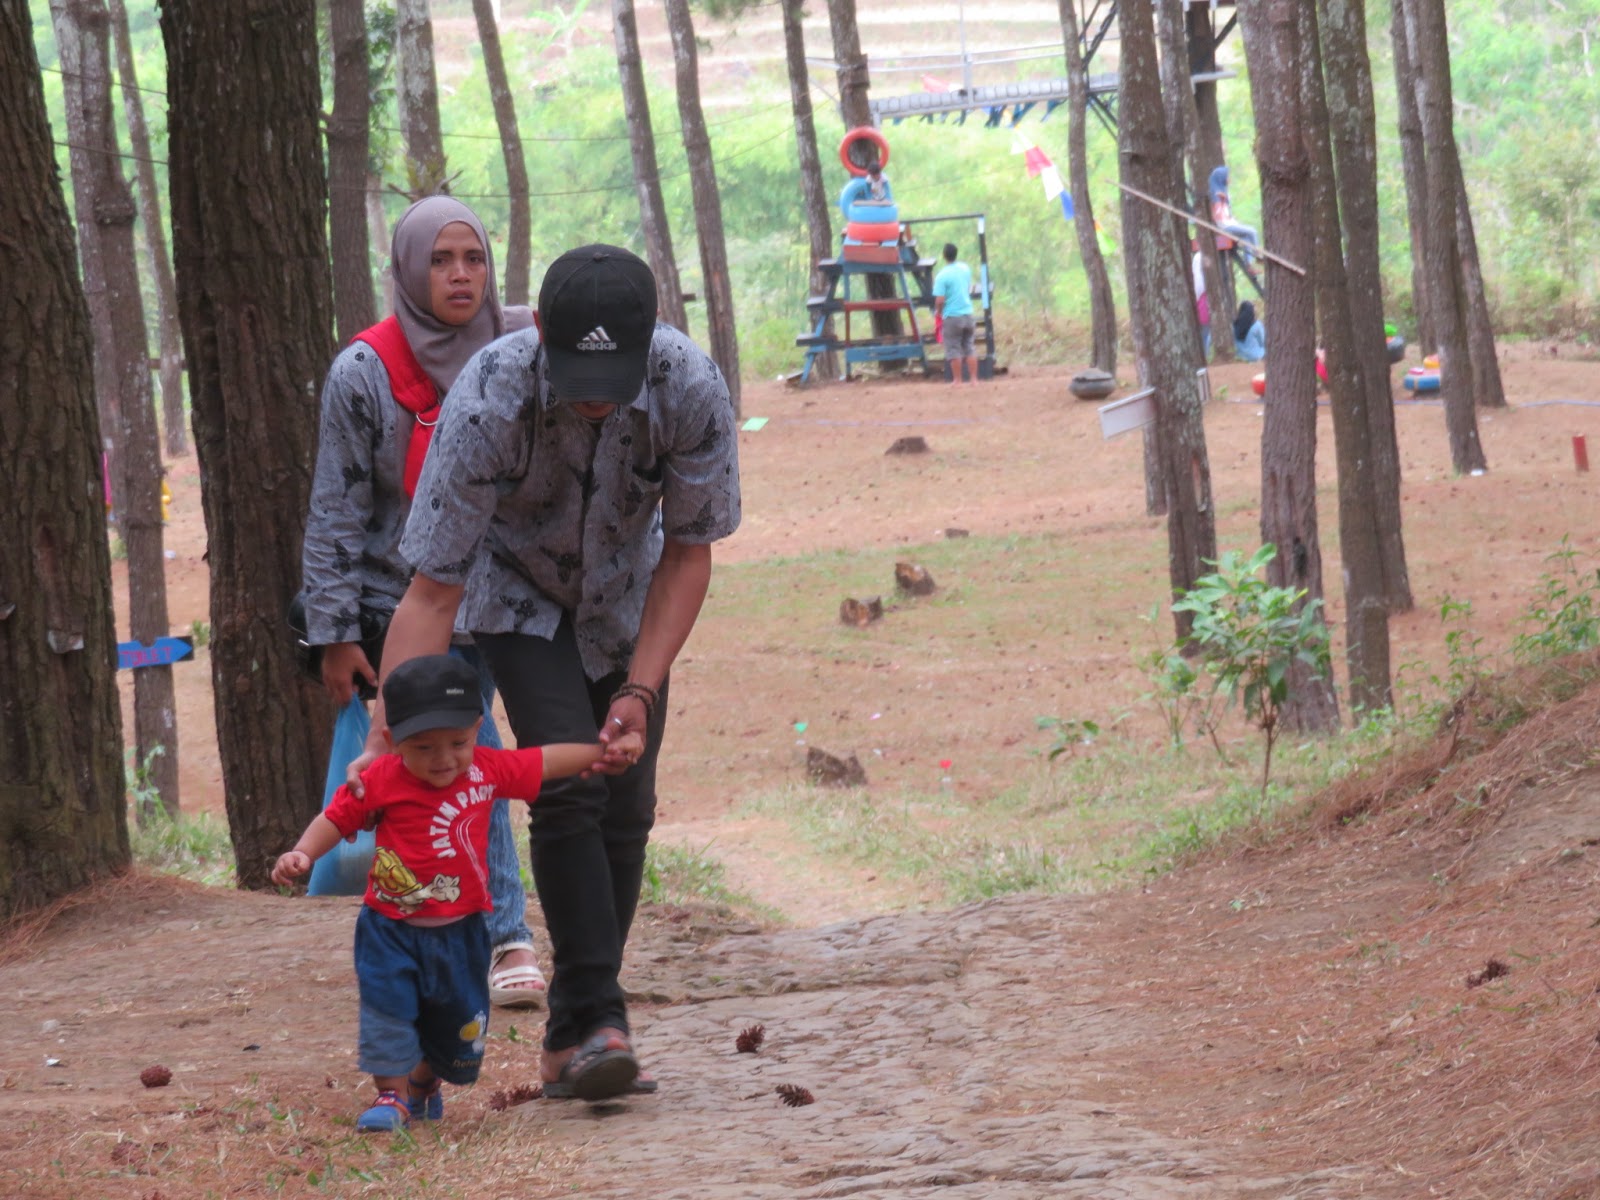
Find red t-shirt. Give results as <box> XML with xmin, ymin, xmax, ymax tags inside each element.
<box><xmin>324</xmin><ymin>746</ymin><xmax>544</xmax><ymax>921</ymax></box>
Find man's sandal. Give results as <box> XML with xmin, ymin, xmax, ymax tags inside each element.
<box><xmin>541</xmin><ymin>1031</ymin><xmax>656</xmax><ymax>1102</ymax></box>
<box><xmin>489</xmin><ymin>941</ymin><xmax>547</xmax><ymax>1010</ymax></box>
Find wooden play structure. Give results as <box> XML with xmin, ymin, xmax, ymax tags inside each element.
<box><xmin>797</xmin><ymin>129</ymin><xmax>996</xmax><ymax>383</ymax></box>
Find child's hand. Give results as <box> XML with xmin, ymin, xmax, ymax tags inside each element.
<box><xmin>272</xmin><ymin>851</ymin><xmax>312</xmax><ymax>887</ymax></box>
<box><xmin>602</xmin><ymin>730</ymin><xmax>645</xmax><ymax>768</ymax></box>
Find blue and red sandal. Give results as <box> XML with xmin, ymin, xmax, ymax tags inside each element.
<box><xmin>356</xmin><ymin>1090</ymin><xmax>411</xmax><ymax>1132</ymax></box>
<box><xmin>407</xmin><ymin>1075</ymin><xmax>443</xmax><ymax>1121</ymax></box>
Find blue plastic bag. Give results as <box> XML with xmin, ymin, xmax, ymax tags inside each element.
<box><xmin>306</xmin><ymin>697</ymin><xmax>376</xmax><ymax>897</ymax></box>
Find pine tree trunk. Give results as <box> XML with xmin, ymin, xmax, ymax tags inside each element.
<box><xmin>54</xmin><ymin>0</ymin><xmax>181</xmax><ymax>814</ymax></box>
<box><xmin>108</xmin><ymin>0</ymin><xmax>186</xmax><ymax>457</ymax></box>
<box><xmin>1186</xmin><ymin>4</ymin><xmax>1227</xmax><ymax>188</ymax></box>
<box><xmin>782</xmin><ymin>0</ymin><xmax>837</xmax><ymax>381</ymax></box>
<box><xmin>472</xmin><ymin>0</ymin><xmax>530</xmax><ymax>307</ymax></box>
<box><xmin>1118</xmin><ymin>0</ymin><xmax>1216</xmax><ymax>638</ymax></box>
<box><xmin>94</xmin><ymin>0</ymin><xmax>181</xmax><ymax>816</ymax></box>
<box><xmin>1402</xmin><ymin>0</ymin><xmax>1487</xmax><ymax>473</ymax></box>
<box><xmin>1304</xmin><ymin>5</ymin><xmax>1391</xmax><ymax>715</ymax></box>
<box><xmin>1389</xmin><ymin>1</ymin><xmax>1435</xmax><ymax>358</ymax></box>
<box><xmin>1455</xmin><ymin>168</ymin><xmax>1507</xmax><ymax>409</ymax></box>
<box><xmin>1239</xmin><ymin>0</ymin><xmax>1340</xmax><ymax>733</ymax></box>
<box><xmin>367</xmin><ymin>170</ymin><xmax>395</xmax><ymax>314</ymax></box>
<box><xmin>395</xmin><ymin>0</ymin><xmax>448</xmax><ymax>196</ymax></box>
<box><xmin>0</xmin><ymin>0</ymin><xmax>128</xmax><ymax>915</ymax></box>
<box><xmin>663</xmin><ymin>0</ymin><xmax>740</xmax><ymax>413</ymax></box>
<box><xmin>826</xmin><ymin>0</ymin><xmax>870</xmax><ymax>128</ymax></box>
<box><xmin>1321</xmin><ymin>0</ymin><xmax>1413</xmax><ymax>613</ymax></box>
<box><xmin>1156</xmin><ymin>0</ymin><xmax>1208</xmax><ymax>373</ymax></box>
<box><xmin>50</xmin><ymin>1</ymin><xmax>120</xmax><ymax>508</ymax></box>
<box><xmin>161</xmin><ymin>0</ymin><xmax>335</xmax><ymax>889</ymax></box>
<box><xmin>1173</xmin><ymin>0</ymin><xmax>1234</xmax><ymax>362</ymax></box>
<box><xmin>328</xmin><ymin>0</ymin><xmax>376</xmax><ymax>345</ymax></box>
<box><xmin>1059</xmin><ymin>0</ymin><xmax>1116</xmax><ymax>373</ymax></box>
<box><xmin>612</xmin><ymin>0</ymin><xmax>688</xmax><ymax>332</ymax></box>
<box><xmin>825</xmin><ymin>0</ymin><xmax>901</xmax><ymax>344</ymax></box>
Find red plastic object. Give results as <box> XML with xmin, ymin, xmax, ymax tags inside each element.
<box><xmin>1576</xmin><ymin>435</ymin><xmax>1590</xmax><ymax>473</ymax></box>
<box><xmin>838</xmin><ymin>127</ymin><xmax>891</xmax><ymax>177</ymax></box>
<box><xmin>1251</xmin><ymin>373</ymin><xmax>1267</xmax><ymax>397</ymax></box>
<box><xmin>844</xmin><ymin>219</ymin><xmax>901</xmax><ymax>243</ymax></box>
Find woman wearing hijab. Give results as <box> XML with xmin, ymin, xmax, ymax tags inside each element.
<box><xmin>1233</xmin><ymin>300</ymin><xmax>1266</xmax><ymax>363</ymax></box>
<box><xmin>301</xmin><ymin>196</ymin><xmax>546</xmax><ymax>1009</ymax></box>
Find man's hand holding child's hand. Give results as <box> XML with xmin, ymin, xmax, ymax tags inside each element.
<box><xmin>600</xmin><ymin>731</ymin><xmax>644</xmax><ymax>771</ymax></box>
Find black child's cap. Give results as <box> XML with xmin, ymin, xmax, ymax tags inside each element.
<box><xmin>537</xmin><ymin>244</ymin><xmax>658</xmax><ymax>405</ymax></box>
<box><xmin>383</xmin><ymin>655</ymin><xmax>482</xmax><ymax>744</ymax></box>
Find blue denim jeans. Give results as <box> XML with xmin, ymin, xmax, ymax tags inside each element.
<box><xmin>449</xmin><ymin>644</ymin><xmax>530</xmax><ymax>954</ymax></box>
<box><xmin>354</xmin><ymin>907</ymin><xmax>490</xmax><ymax>1084</ymax></box>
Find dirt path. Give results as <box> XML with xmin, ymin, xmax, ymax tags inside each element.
<box><xmin>31</xmin><ymin>349</ymin><xmax>1600</xmax><ymax>1197</ymax></box>
<box><xmin>1</xmin><ymin>878</ymin><xmax>1361</xmax><ymax>1199</ymax></box>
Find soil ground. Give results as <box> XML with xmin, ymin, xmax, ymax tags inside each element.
<box><xmin>7</xmin><ymin>346</ymin><xmax>1600</xmax><ymax>1198</ymax></box>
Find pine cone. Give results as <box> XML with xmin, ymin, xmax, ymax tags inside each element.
<box><xmin>139</xmin><ymin>1065</ymin><xmax>172</xmax><ymax>1089</ymax></box>
<box><xmin>775</xmin><ymin>1083</ymin><xmax>814</xmax><ymax>1108</ymax></box>
<box><xmin>488</xmin><ymin>1083</ymin><xmax>542</xmax><ymax>1111</ymax></box>
<box><xmin>735</xmin><ymin>1023</ymin><xmax>766</xmax><ymax>1054</ymax></box>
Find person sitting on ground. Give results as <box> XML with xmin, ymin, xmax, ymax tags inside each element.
<box><xmin>932</xmin><ymin>242</ymin><xmax>979</xmax><ymax>386</ymax></box>
<box><xmin>272</xmin><ymin>655</ymin><xmax>641</xmax><ymax>1132</ymax></box>
<box><xmin>1208</xmin><ymin>165</ymin><xmax>1260</xmax><ymax>267</ymax></box>
<box><xmin>1234</xmin><ymin>300</ymin><xmax>1266</xmax><ymax>363</ymax></box>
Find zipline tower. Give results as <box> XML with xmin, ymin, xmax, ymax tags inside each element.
<box><xmin>810</xmin><ymin>2</ymin><xmax>1238</xmax><ymax>134</ymax></box>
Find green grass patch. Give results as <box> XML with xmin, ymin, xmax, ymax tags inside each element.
<box><xmin>745</xmin><ymin>714</ymin><xmax>1415</xmax><ymax>906</ymax></box>
<box><xmin>130</xmin><ymin>807</ymin><xmax>237</xmax><ymax>888</ymax></box>
<box><xmin>640</xmin><ymin>840</ymin><xmax>760</xmax><ymax>915</ymax></box>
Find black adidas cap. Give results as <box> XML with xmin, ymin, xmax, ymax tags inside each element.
<box><xmin>537</xmin><ymin>244</ymin><xmax>658</xmax><ymax>405</ymax></box>
<box><xmin>383</xmin><ymin>654</ymin><xmax>482</xmax><ymax>743</ymax></box>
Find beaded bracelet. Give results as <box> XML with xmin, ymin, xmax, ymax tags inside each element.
<box><xmin>610</xmin><ymin>680</ymin><xmax>660</xmax><ymax>723</ymax></box>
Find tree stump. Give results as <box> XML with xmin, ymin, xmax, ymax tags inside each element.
<box><xmin>1069</xmin><ymin>369</ymin><xmax>1116</xmax><ymax>400</ymax></box>
<box><xmin>839</xmin><ymin>596</ymin><xmax>883</xmax><ymax>627</ymax></box>
<box><xmin>894</xmin><ymin>562</ymin><xmax>936</xmax><ymax>596</ymax></box>
<box><xmin>806</xmin><ymin>747</ymin><xmax>867</xmax><ymax>788</ymax></box>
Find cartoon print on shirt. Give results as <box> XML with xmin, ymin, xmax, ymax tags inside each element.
<box><xmin>369</xmin><ymin>846</ymin><xmax>462</xmax><ymax>912</ymax></box>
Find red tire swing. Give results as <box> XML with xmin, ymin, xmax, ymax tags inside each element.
<box><xmin>839</xmin><ymin>128</ymin><xmax>898</xmax><ymax>241</ymax></box>
<box><xmin>838</xmin><ymin>126</ymin><xmax>890</xmax><ymax>176</ymax></box>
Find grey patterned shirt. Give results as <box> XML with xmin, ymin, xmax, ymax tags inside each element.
<box><xmin>301</xmin><ymin>343</ymin><xmax>417</xmax><ymax>645</ymax></box>
<box><xmin>400</xmin><ymin>323</ymin><xmax>741</xmax><ymax>680</ymax></box>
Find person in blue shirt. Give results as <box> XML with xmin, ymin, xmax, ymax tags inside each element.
<box><xmin>932</xmin><ymin>243</ymin><xmax>978</xmax><ymax>386</ymax></box>
<box><xmin>1233</xmin><ymin>300</ymin><xmax>1266</xmax><ymax>362</ymax></box>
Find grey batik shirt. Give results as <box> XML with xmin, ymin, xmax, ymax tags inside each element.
<box><xmin>301</xmin><ymin>343</ymin><xmax>418</xmax><ymax>645</ymax></box>
<box><xmin>401</xmin><ymin>323</ymin><xmax>742</xmax><ymax>680</ymax></box>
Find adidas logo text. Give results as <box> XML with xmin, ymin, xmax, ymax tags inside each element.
<box><xmin>576</xmin><ymin>325</ymin><xmax>617</xmax><ymax>352</ymax></box>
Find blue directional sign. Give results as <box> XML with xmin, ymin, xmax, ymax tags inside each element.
<box><xmin>117</xmin><ymin>636</ymin><xmax>195</xmax><ymax>671</ymax></box>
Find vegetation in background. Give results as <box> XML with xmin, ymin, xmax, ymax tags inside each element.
<box><xmin>31</xmin><ymin>1</ymin><xmax>1600</xmax><ymax>380</ymax></box>
<box><xmin>1170</xmin><ymin>546</ymin><xmax>1333</xmax><ymax>800</ymax></box>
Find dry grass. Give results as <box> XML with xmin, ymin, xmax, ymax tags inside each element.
<box><xmin>1082</xmin><ymin>652</ymin><xmax>1600</xmax><ymax>1197</ymax></box>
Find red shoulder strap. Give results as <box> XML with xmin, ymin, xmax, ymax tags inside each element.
<box><xmin>353</xmin><ymin>316</ymin><xmax>439</xmax><ymax>498</ymax></box>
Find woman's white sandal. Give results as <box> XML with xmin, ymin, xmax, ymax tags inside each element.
<box><xmin>489</xmin><ymin>940</ymin><xmax>548</xmax><ymax>1009</ymax></box>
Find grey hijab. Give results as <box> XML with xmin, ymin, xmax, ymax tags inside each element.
<box><xmin>390</xmin><ymin>196</ymin><xmax>532</xmax><ymax>394</ymax></box>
